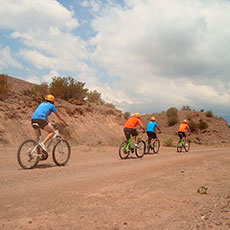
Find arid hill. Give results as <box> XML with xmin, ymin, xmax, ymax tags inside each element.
<box><xmin>0</xmin><ymin>75</ymin><xmax>230</xmax><ymax>147</ymax></box>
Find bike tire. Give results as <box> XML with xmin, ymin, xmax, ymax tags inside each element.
<box><xmin>153</xmin><ymin>139</ymin><xmax>160</xmax><ymax>153</ymax></box>
<box><xmin>177</xmin><ymin>141</ymin><xmax>182</xmax><ymax>152</ymax></box>
<box><xmin>145</xmin><ymin>140</ymin><xmax>150</xmax><ymax>154</ymax></box>
<box><xmin>135</xmin><ymin>140</ymin><xmax>146</xmax><ymax>158</ymax></box>
<box><xmin>52</xmin><ymin>139</ymin><xmax>71</xmax><ymax>166</ymax></box>
<box><xmin>119</xmin><ymin>141</ymin><xmax>130</xmax><ymax>159</ymax></box>
<box><xmin>184</xmin><ymin>141</ymin><xmax>190</xmax><ymax>152</ymax></box>
<box><xmin>17</xmin><ymin>139</ymin><xmax>40</xmax><ymax>169</ymax></box>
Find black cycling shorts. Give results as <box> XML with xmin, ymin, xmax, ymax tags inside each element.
<box><xmin>147</xmin><ymin>132</ymin><xmax>157</xmax><ymax>139</ymax></box>
<box><xmin>178</xmin><ymin>132</ymin><xmax>186</xmax><ymax>138</ymax></box>
<box><xmin>124</xmin><ymin>128</ymin><xmax>138</xmax><ymax>140</ymax></box>
<box><xmin>31</xmin><ymin>119</ymin><xmax>48</xmax><ymax>129</ymax></box>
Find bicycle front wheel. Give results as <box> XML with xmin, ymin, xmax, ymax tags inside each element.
<box><xmin>135</xmin><ymin>140</ymin><xmax>146</xmax><ymax>158</ymax></box>
<box><xmin>184</xmin><ymin>141</ymin><xmax>190</xmax><ymax>152</ymax></box>
<box><xmin>153</xmin><ymin>139</ymin><xmax>160</xmax><ymax>153</ymax></box>
<box><xmin>177</xmin><ymin>141</ymin><xmax>182</xmax><ymax>152</ymax></box>
<box><xmin>17</xmin><ymin>139</ymin><xmax>40</xmax><ymax>169</ymax></box>
<box><xmin>52</xmin><ymin>139</ymin><xmax>71</xmax><ymax>166</ymax></box>
<box><xmin>119</xmin><ymin>141</ymin><xmax>130</xmax><ymax>159</ymax></box>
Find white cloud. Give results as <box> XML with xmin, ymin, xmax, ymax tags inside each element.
<box><xmin>89</xmin><ymin>0</ymin><xmax>230</xmax><ymax>113</ymax></box>
<box><xmin>0</xmin><ymin>46</ymin><xmax>23</xmax><ymax>69</ymax></box>
<box><xmin>0</xmin><ymin>0</ymin><xmax>79</xmax><ymax>32</ymax></box>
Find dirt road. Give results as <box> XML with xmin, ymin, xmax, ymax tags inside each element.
<box><xmin>0</xmin><ymin>145</ymin><xmax>230</xmax><ymax>230</ymax></box>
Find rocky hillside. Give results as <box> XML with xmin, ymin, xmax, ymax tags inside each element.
<box><xmin>141</xmin><ymin>111</ymin><xmax>230</xmax><ymax>146</ymax></box>
<box><xmin>0</xmin><ymin>76</ymin><xmax>230</xmax><ymax>147</ymax></box>
<box><xmin>0</xmin><ymin>76</ymin><xmax>125</xmax><ymax>146</ymax></box>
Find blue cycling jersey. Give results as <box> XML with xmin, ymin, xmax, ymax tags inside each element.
<box><xmin>32</xmin><ymin>102</ymin><xmax>57</xmax><ymax>120</ymax></box>
<box><xmin>146</xmin><ymin>121</ymin><xmax>158</xmax><ymax>133</ymax></box>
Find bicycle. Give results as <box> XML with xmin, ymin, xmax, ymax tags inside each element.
<box><xmin>119</xmin><ymin>133</ymin><xmax>146</xmax><ymax>159</ymax></box>
<box><xmin>17</xmin><ymin>129</ymin><xmax>71</xmax><ymax>169</ymax></box>
<box><xmin>177</xmin><ymin>136</ymin><xmax>190</xmax><ymax>152</ymax></box>
<box><xmin>145</xmin><ymin>136</ymin><xmax>160</xmax><ymax>154</ymax></box>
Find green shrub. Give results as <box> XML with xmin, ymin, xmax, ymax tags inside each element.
<box><xmin>163</xmin><ymin>136</ymin><xmax>174</xmax><ymax>147</ymax></box>
<box><xmin>50</xmin><ymin>76</ymin><xmax>88</xmax><ymax>101</ymax></box>
<box><xmin>205</xmin><ymin>110</ymin><xmax>214</xmax><ymax>117</ymax></box>
<box><xmin>166</xmin><ymin>107</ymin><xmax>178</xmax><ymax>126</ymax></box>
<box><xmin>188</xmin><ymin>120</ymin><xmax>198</xmax><ymax>133</ymax></box>
<box><xmin>87</xmin><ymin>90</ymin><xmax>102</xmax><ymax>103</ymax></box>
<box><xmin>199</xmin><ymin>120</ymin><xmax>209</xmax><ymax>130</ymax></box>
<box><xmin>0</xmin><ymin>74</ymin><xmax>9</xmax><ymax>100</ymax></box>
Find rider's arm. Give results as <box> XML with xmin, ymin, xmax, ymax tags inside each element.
<box><xmin>157</xmin><ymin>127</ymin><xmax>162</xmax><ymax>133</ymax></box>
<box><xmin>54</xmin><ymin>112</ymin><xmax>68</xmax><ymax>126</ymax></box>
<box><xmin>140</xmin><ymin>124</ymin><xmax>145</xmax><ymax>132</ymax></box>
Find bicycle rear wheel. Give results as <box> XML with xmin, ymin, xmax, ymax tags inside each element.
<box><xmin>17</xmin><ymin>139</ymin><xmax>40</xmax><ymax>169</ymax></box>
<box><xmin>52</xmin><ymin>139</ymin><xmax>71</xmax><ymax>166</ymax></box>
<box><xmin>184</xmin><ymin>141</ymin><xmax>190</xmax><ymax>152</ymax></box>
<box><xmin>135</xmin><ymin>140</ymin><xmax>146</xmax><ymax>158</ymax></box>
<box><xmin>119</xmin><ymin>141</ymin><xmax>130</xmax><ymax>159</ymax></box>
<box><xmin>177</xmin><ymin>141</ymin><xmax>182</xmax><ymax>152</ymax></box>
<box><xmin>153</xmin><ymin>139</ymin><xmax>160</xmax><ymax>153</ymax></box>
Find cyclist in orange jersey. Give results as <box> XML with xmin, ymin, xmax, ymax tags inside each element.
<box><xmin>124</xmin><ymin>113</ymin><xmax>145</xmax><ymax>147</ymax></box>
<box><xmin>177</xmin><ymin>119</ymin><xmax>191</xmax><ymax>142</ymax></box>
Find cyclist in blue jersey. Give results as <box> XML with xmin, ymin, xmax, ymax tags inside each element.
<box><xmin>146</xmin><ymin>117</ymin><xmax>161</xmax><ymax>146</ymax></box>
<box><xmin>31</xmin><ymin>95</ymin><xmax>68</xmax><ymax>153</ymax></box>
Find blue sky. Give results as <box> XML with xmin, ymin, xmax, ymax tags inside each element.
<box><xmin>0</xmin><ymin>0</ymin><xmax>230</xmax><ymax>122</ymax></box>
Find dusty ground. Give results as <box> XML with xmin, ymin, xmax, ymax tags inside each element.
<box><xmin>0</xmin><ymin>144</ymin><xmax>230</xmax><ymax>230</ymax></box>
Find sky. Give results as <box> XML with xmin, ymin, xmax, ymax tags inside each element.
<box><xmin>0</xmin><ymin>0</ymin><xmax>230</xmax><ymax>121</ymax></box>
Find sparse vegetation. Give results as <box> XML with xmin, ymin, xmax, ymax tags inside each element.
<box><xmin>123</xmin><ymin>112</ymin><xmax>130</xmax><ymax>120</ymax></box>
<box><xmin>50</xmin><ymin>77</ymin><xmax>88</xmax><ymax>101</ymax></box>
<box><xmin>104</xmin><ymin>102</ymin><xmax>116</xmax><ymax>109</ymax></box>
<box><xmin>87</xmin><ymin>90</ymin><xmax>103</xmax><ymax>103</ymax></box>
<box><xmin>181</xmin><ymin>105</ymin><xmax>191</xmax><ymax>111</ymax></box>
<box><xmin>188</xmin><ymin>120</ymin><xmax>198</xmax><ymax>133</ymax></box>
<box><xmin>163</xmin><ymin>136</ymin><xmax>174</xmax><ymax>147</ymax></box>
<box><xmin>0</xmin><ymin>74</ymin><xmax>9</xmax><ymax>100</ymax></box>
<box><xmin>199</xmin><ymin>120</ymin><xmax>209</xmax><ymax>130</ymax></box>
<box><xmin>23</xmin><ymin>82</ymin><xmax>49</xmax><ymax>101</ymax></box>
<box><xmin>205</xmin><ymin>110</ymin><xmax>214</xmax><ymax>117</ymax></box>
<box><xmin>166</xmin><ymin>107</ymin><xmax>178</xmax><ymax>126</ymax></box>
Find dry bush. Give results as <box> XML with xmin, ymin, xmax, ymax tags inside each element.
<box><xmin>87</xmin><ymin>90</ymin><xmax>103</xmax><ymax>103</ymax></box>
<box><xmin>23</xmin><ymin>82</ymin><xmax>49</xmax><ymax>102</ymax></box>
<box><xmin>199</xmin><ymin>120</ymin><xmax>209</xmax><ymax>130</ymax></box>
<box><xmin>123</xmin><ymin>112</ymin><xmax>130</xmax><ymax>120</ymax></box>
<box><xmin>181</xmin><ymin>105</ymin><xmax>191</xmax><ymax>111</ymax></box>
<box><xmin>68</xmin><ymin>98</ymin><xmax>84</xmax><ymax>105</ymax></box>
<box><xmin>205</xmin><ymin>110</ymin><xmax>214</xmax><ymax>117</ymax></box>
<box><xmin>188</xmin><ymin>120</ymin><xmax>198</xmax><ymax>133</ymax></box>
<box><xmin>0</xmin><ymin>74</ymin><xmax>9</xmax><ymax>100</ymax></box>
<box><xmin>166</xmin><ymin>107</ymin><xmax>178</xmax><ymax>126</ymax></box>
<box><xmin>163</xmin><ymin>136</ymin><xmax>174</xmax><ymax>147</ymax></box>
<box><xmin>104</xmin><ymin>102</ymin><xmax>116</xmax><ymax>109</ymax></box>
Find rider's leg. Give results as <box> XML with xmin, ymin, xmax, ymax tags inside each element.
<box><xmin>33</xmin><ymin>128</ymin><xmax>41</xmax><ymax>142</ymax></box>
<box><xmin>42</xmin><ymin>123</ymin><xmax>55</xmax><ymax>145</ymax></box>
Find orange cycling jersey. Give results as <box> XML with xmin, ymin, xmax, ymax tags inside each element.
<box><xmin>178</xmin><ymin>123</ymin><xmax>189</xmax><ymax>132</ymax></box>
<box><xmin>124</xmin><ymin>117</ymin><xmax>142</xmax><ymax>129</ymax></box>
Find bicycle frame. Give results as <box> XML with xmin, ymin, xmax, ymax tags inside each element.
<box><xmin>179</xmin><ymin>137</ymin><xmax>185</xmax><ymax>147</ymax></box>
<box><xmin>45</xmin><ymin>130</ymin><xmax>60</xmax><ymax>151</ymax></box>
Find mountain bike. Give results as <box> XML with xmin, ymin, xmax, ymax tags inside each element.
<box><xmin>17</xmin><ymin>129</ymin><xmax>71</xmax><ymax>169</ymax></box>
<box><xmin>145</xmin><ymin>136</ymin><xmax>160</xmax><ymax>154</ymax></box>
<box><xmin>177</xmin><ymin>136</ymin><xmax>190</xmax><ymax>152</ymax></box>
<box><xmin>119</xmin><ymin>133</ymin><xmax>146</xmax><ymax>159</ymax></box>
